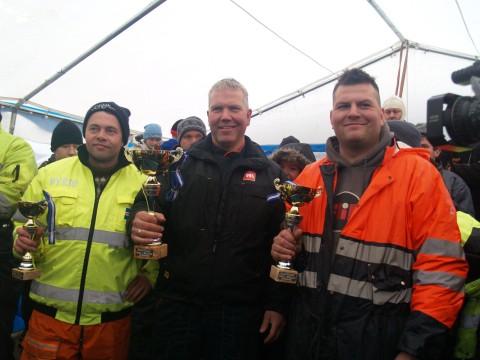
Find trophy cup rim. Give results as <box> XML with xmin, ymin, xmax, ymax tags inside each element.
<box><xmin>274</xmin><ymin>178</ymin><xmax>323</xmax><ymax>206</ymax></box>
<box><xmin>125</xmin><ymin>147</ymin><xmax>184</xmax><ymax>175</ymax></box>
<box><xmin>17</xmin><ymin>201</ymin><xmax>48</xmax><ymax>219</ymax></box>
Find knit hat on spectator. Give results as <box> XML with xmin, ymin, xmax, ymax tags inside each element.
<box><xmin>387</xmin><ymin>121</ymin><xmax>421</xmax><ymax>148</ymax></box>
<box><xmin>383</xmin><ymin>95</ymin><xmax>406</xmax><ymax>120</ymax></box>
<box><xmin>415</xmin><ymin>123</ymin><xmax>427</xmax><ymax>136</ymax></box>
<box><xmin>279</xmin><ymin>135</ymin><xmax>300</xmax><ymax>147</ymax></box>
<box><xmin>143</xmin><ymin>123</ymin><xmax>162</xmax><ymax>140</ymax></box>
<box><xmin>83</xmin><ymin>102</ymin><xmax>131</xmax><ymax>145</ymax></box>
<box><xmin>51</xmin><ymin>119</ymin><xmax>83</xmax><ymax>152</ymax></box>
<box><xmin>177</xmin><ymin>117</ymin><xmax>207</xmax><ymax>142</ymax></box>
<box><xmin>171</xmin><ymin>119</ymin><xmax>183</xmax><ymax>139</ymax></box>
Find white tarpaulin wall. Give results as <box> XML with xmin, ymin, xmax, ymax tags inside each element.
<box><xmin>1</xmin><ymin>0</ymin><xmax>479</xmax><ymax>146</ymax></box>
<box><xmin>250</xmin><ymin>49</ymin><xmax>476</xmax><ymax>145</ymax></box>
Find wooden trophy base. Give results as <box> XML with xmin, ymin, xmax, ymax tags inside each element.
<box><xmin>270</xmin><ymin>265</ymin><xmax>298</xmax><ymax>284</ymax></box>
<box><xmin>12</xmin><ymin>268</ymin><xmax>41</xmax><ymax>281</ymax></box>
<box><xmin>134</xmin><ymin>243</ymin><xmax>168</xmax><ymax>260</ymax></box>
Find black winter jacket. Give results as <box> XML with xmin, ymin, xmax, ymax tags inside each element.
<box><xmin>129</xmin><ymin>135</ymin><xmax>291</xmax><ymax>315</ymax></box>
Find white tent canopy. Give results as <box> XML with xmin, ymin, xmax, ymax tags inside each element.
<box><xmin>1</xmin><ymin>0</ymin><xmax>479</xmax><ymax>146</ymax></box>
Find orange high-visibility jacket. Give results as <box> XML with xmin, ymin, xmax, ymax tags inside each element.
<box><xmin>293</xmin><ymin>144</ymin><xmax>468</xmax><ymax>356</ymax></box>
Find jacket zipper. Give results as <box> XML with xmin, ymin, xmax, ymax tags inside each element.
<box><xmin>74</xmin><ymin>178</ymin><xmax>102</xmax><ymax>325</ymax></box>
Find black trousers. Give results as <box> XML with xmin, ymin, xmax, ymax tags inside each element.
<box><xmin>0</xmin><ymin>219</ymin><xmax>22</xmax><ymax>360</ymax></box>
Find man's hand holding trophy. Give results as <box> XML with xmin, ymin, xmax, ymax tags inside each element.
<box><xmin>12</xmin><ymin>200</ymin><xmax>47</xmax><ymax>280</ymax></box>
<box><xmin>126</xmin><ymin>147</ymin><xmax>183</xmax><ymax>260</ymax></box>
<box><xmin>270</xmin><ymin>179</ymin><xmax>322</xmax><ymax>284</ymax></box>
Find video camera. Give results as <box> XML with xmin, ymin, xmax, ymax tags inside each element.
<box><xmin>426</xmin><ymin>61</ymin><xmax>480</xmax><ymax>147</ymax></box>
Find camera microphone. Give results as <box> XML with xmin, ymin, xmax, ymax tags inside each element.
<box><xmin>451</xmin><ymin>61</ymin><xmax>480</xmax><ymax>86</ymax></box>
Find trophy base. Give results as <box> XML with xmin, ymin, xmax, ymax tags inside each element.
<box><xmin>134</xmin><ymin>243</ymin><xmax>168</xmax><ymax>260</ymax></box>
<box><xmin>270</xmin><ymin>265</ymin><xmax>298</xmax><ymax>284</ymax></box>
<box><xmin>12</xmin><ymin>268</ymin><xmax>41</xmax><ymax>281</ymax></box>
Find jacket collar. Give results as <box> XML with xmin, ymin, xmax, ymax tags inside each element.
<box><xmin>187</xmin><ymin>134</ymin><xmax>270</xmax><ymax>169</ymax></box>
<box><xmin>77</xmin><ymin>144</ymin><xmax>131</xmax><ymax>174</ymax></box>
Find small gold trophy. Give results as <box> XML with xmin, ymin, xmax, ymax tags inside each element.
<box><xmin>270</xmin><ymin>178</ymin><xmax>323</xmax><ymax>284</ymax></box>
<box><xmin>12</xmin><ymin>201</ymin><xmax>47</xmax><ymax>280</ymax></box>
<box><xmin>126</xmin><ymin>148</ymin><xmax>183</xmax><ymax>260</ymax></box>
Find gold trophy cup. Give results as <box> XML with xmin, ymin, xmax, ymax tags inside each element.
<box><xmin>12</xmin><ymin>201</ymin><xmax>47</xmax><ymax>280</ymax></box>
<box><xmin>270</xmin><ymin>178</ymin><xmax>323</xmax><ymax>284</ymax></box>
<box><xmin>126</xmin><ymin>148</ymin><xmax>183</xmax><ymax>260</ymax></box>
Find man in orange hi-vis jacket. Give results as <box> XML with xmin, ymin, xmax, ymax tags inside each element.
<box><xmin>271</xmin><ymin>68</ymin><xmax>468</xmax><ymax>360</ymax></box>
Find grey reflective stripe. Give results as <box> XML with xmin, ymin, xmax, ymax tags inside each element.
<box><xmin>298</xmin><ymin>270</ymin><xmax>318</xmax><ymax>289</ymax></box>
<box><xmin>25</xmin><ymin>333</ymin><xmax>58</xmax><ymax>351</ymax></box>
<box><xmin>303</xmin><ymin>234</ymin><xmax>322</xmax><ymax>253</ymax></box>
<box><xmin>328</xmin><ymin>273</ymin><xmax>411</xmax><ymax>304</ymax></box>
<box><xmin>0</xmin><ymin>195</ymin><xmax>14</xmax><ymax>218</ymax></box>
<box><xmin>31</xmin><ymin>281</ymin><xmax>125</xmax><ymax>304</ymax></box>
<box><xmin>414</xmin><ymin>269</ymin><xmax>466</xmax><ymax>292</ymax></box>
<box><xmin>336</xmin><ymin>237</ymin><xmax>413</xmax><ymax>270</ymax></box>
<box><xmin>417</xmin><ymin>237</ymin><xmax>465</xmax><ymax>259</ymax></box>
<box><xmin>458</xmin><ymin>313</ymin><xmax>480</xmax><ymax>328</ymax></box>
<box><xmin>55</xmin><ymin>227</ymin><xmax>129</xmax><ymax>248</ymax></box>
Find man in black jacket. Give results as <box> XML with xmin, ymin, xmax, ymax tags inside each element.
<box><xmin>128</xmin><ymin>78</ymin><xmax>290</xmax><ymax>359</ymax></box>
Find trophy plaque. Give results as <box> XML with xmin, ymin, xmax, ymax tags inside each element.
<box><xmin>126</xmin><ymin>148</ymin><xmax>183</xmax><ymax>260</ymax></box>
<box><xmin>12</xmin><ymin>201</ymin><xmax>47</xmax><ymax>280</ymax></box>
<box><xmin>270</xmin><ymin>178</ymin><xmax>323</xmax><ymax>284</ymax></box>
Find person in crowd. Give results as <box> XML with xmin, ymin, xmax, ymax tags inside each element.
<box><xmin>21</xmin><ymin>119</ymin><xmax>83</xmax><ymax>340</ymax></box>
<box><xmin>271</xmin><ymin>68</ymin><xmax>468</xmax><ymax>359</ymax></box>
<box><xmin>128</xmin><ymin>78</ymin><xmax>291</xmax><ymax>359</ymax></box>
<box><xmin>13</xmin><ymin>102</ymin><xmax>157</xmax><ymax>359</ymax></box>
<box><xmin>176</xmin><ymin>116</ymin><xmax>207</xmax><ymax>150</ymax></box>
<box><xmin>161</xmin><ymin>119</ymin><xmax>183</xmax><ymax>150</ymax></box>
<box><xmin>383</xmin><ymin>94</ymin><xmax>406</xmax><ymax>120</ymax></box>
<box><xmin>416</xmin><ymin>123</ymin><xmax>475</xmax><ymax>217</ymax></box>
<box><xmin>142</xmin><ymin>123</ymin><xmax>163</xmax><ymax>150</ymax></box>
<box><xmin>271</xmin><ymin>140</ymin><xmax>316</xmax><ymax>181</ymax></box>
<box><xmin>38</xmin><ymin>119</ymin><xmax>83</xmax><ymax>168</ymax></box>
<box><xmin>128</xmin><ymin>116</ymin><xmax>206</xmax><ymax>360</ymax></box>
<box><xmin>0</xmin><ymin>112</ymin><xmax>37</xmax><ymax>360</ymax></box>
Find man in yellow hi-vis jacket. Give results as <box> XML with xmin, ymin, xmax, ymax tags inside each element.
<box><xmin>13</xmin><ymin>102</ymin><xmax>157</xmax><ymax>360</ymax></box>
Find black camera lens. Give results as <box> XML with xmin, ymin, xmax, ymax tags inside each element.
<box><xmin>446</xmin><ymin>96</ymin><xmax>480</xmax><ymax>146</ymax></box>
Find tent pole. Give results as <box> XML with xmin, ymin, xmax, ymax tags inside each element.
<box><xmin>367</xmin><ymin>0</ymin><xmax>406</xmax><ymax>43</ymax></box>
<box><xmin>9</xmin><ymin>0</ymin><xmax>167</xmax><ymax>134</ymax></box>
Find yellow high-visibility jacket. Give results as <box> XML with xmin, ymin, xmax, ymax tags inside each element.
<box><xmin>14</xmin><ymin>149</ymin><xmax>156</xmax><ymax>325</ymax></box>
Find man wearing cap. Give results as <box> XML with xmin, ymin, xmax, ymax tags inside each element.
<box><xmin>177</xmin><ymin>116</ymin><xmax>207</xmax><ymax>150</ymax></box>
<box><xmin>39</xmin><ymin>119</ymin><xmax>83</xmax><ymax>169</ymax></box>
<box><xmin>0</xmin><ymin>111</ymin><xmax>37</xmax><ymax>360</ymax></box>
<box><xmin>13</xmin><ymin>102</ymin><xmax>157</xmax><ymax>359</ymax></box>
<box><xmin>142</xmin><ymin>123</ymin><xmax>163</xmax><ymax>150</ymax></box>
<box><xmin>383</xmin><ymin>95</ymin><xmax>407</xmax><ymax>120</ymax></box>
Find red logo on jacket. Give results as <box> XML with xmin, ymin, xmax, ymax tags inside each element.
<box><xmin>243</xmin><ymin>171</ymin><xmax>256</xmax><ymax>182</ymax></box>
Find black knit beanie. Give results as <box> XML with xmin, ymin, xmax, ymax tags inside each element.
<box><xmin>279</xmin><ymin>135</ymin><xmax>300</xmax><ymax>147</ymax></box>
<box><xmin>51</xmin><ymin>119</ymin><xmax>83</xmax><ymax>152</ymax></box>
<box><xmin>83</xmin><ymin>102</ymin><xmax>131</xmax><ymax>145</ymax></box>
